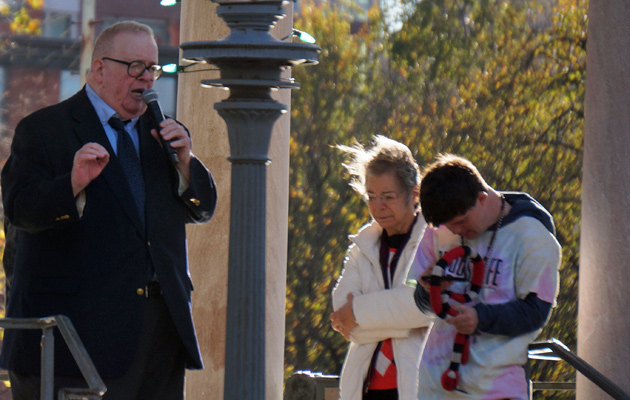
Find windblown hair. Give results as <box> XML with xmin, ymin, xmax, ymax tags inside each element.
<box><xmin>420</xmin><ymin>154</ymin><xmax>487</xmax><ymax>226</ymax></box>
<box><xmin>92</xmin><ymin>21</ymin><xmax>155</xmax><ymax>61</ymax></box>
<box><xmin>338</xmin><ymin>135</ymin><xmax>420</xmax><ymax>205</ymax></box>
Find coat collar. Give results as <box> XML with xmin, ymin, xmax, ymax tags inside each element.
<box><xmin>349</xmin><ymin>215</ymin><xmax>425</xmax><ymax>272</ymax></box>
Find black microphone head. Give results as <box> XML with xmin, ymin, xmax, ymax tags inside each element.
<box><xmin>142</xmin><ymin>89</ymin><xmax>159</xmax><ymax>104</ymax></box>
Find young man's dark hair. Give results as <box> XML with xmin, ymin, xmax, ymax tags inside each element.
<box><xmin>420</xmin><ymin>154</ymin><xmax>486</xmax><ymax>226</ymax></box>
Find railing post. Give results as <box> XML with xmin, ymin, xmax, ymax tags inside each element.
<box><xmin>0</xmin><ymin>316</ymin><xmax>106</xmax><ymax>399</ymax></box>
<box><xmin>40</xmin><ymin>326</ymin><xmax>55</xmax><ymax>400</ymax></box>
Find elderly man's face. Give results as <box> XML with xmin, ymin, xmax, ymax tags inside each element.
<box><xmin>95</xmin><ymin>32</ymin><xmax>158</xmax><ymax>120</ymax></box>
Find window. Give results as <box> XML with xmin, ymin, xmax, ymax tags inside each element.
<box><xmin>60</xmin><ymin>70</ymin><xmax>81</xmax><ymax>102</ymax></box>
<box><xmin>43</xmin><ymin>12</ymin><xmax>76</xmax><ymax>38</ymax></box>
<box><xmin>152</xmin><ymin>76</ymin><xmax>177</xmax><ymax>118</ymax></box>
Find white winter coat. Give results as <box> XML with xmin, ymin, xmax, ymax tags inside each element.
<box><xmin>332</xmin><ymin>217</ymin><xmax>432</xmax><ymax>400</ymax></box>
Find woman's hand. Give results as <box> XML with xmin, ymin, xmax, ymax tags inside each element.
<box><xmin>330</xmin><ymin>293</ymin><xmax>358</xmax><ymax>340</ymax></box>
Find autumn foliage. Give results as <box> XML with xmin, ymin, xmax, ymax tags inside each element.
<box><xmin>287</xmin><ymin>0</ymin><xmax>586</xmax><ymax>398</ymax></box>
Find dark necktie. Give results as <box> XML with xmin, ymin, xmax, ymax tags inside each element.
<box><xmin>108</xmin><ymin>117</ymin><xmax>145</xmax><ymax>224</ymax></box>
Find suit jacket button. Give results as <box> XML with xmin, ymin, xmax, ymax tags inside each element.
<box><xmin>189</xmin><ymin>198</ymin><xmax>200</xmax><ymax>206</ymax></box>
<box><xmin>136</xmin><ymin>288</ymin><xmax>145</xmax><ymax>296</ymax></box>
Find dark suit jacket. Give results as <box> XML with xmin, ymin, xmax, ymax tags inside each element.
<box><xmin>0</xmin><ymin>88</ymin><xmax>217</xmax><ymax>378</ymax></box>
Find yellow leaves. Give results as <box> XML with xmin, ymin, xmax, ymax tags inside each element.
<box><xmin>366</xmin><ymin>6</ymin><xmax>380</xmax><ymax>21</ymax></box>
<box><xmin>0</xmin><ymin>4</ymin><xmax>9</xmax><ymax>16</ymax></box>
<box><xmin>27</xmin><ymin>18</ymin><xmax>39</xmax><ymax>32</ymax></box>
<box><xmin>26</xmin><ymin>0</ymin><xmax>43</xmax><ymax>9</ymax></box>
<box><xmin>9</xmin><ymin>6</ymin><xmax>42</xmax><ymax>35</ymax></box>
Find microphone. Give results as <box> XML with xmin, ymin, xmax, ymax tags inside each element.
<box><xmin>142</xmin><ymin>89</ymin><xmax>179</xmax><ymax>164</ymax></box>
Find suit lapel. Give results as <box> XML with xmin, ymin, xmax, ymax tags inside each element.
<box><xmin>70</xmin><ymin>88</ymin><xmax>146</xmax><ymax>235</ymax></box>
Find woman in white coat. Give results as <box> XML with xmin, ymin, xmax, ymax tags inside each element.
<box><xmin>331</xmin><ymin>136</ymin><xmax>432</xmax><ymax>400</ymax></box>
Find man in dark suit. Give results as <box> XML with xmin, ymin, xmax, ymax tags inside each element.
<box><xmin>0</xmin><ymin>21</ymin><xmax>217</xmax><ymax>399</ymax></box>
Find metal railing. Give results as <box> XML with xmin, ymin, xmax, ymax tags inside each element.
<box><xmin>0</xmin><ymin>315</ymin><xmax>106</xmax><ymax>400</ymax></box>
<box><xmin>528</xmin><ymin>338</ymin><xmax>630</xmax><ymax>400</ymax></box>
<box><xmin>284</xmin><ymin>338</ymin><xmax>630</xmax><ymax>400</ymax></box>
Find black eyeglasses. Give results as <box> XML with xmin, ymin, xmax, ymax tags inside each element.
<box><xmin>102</xmin><ymin>57</ymin><xmax>162</xmax><ymax>80</ymax></box>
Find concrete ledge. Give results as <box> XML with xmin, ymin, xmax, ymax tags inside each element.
<box><xmin>284</xmin><ymin>371</ymin><xmax>339</xmax><ymax>400</ymax></box>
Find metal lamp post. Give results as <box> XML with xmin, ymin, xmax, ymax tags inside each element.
<box><xmin>180</xmin><ymin>2</ymin><xmax>319</xmax><ymax>399</ymax></box>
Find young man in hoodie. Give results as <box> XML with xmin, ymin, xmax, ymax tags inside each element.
<box><xmin>411</xmin><ymin>154</ymin><xmax>561</xmax><ymax>400</ymax></box>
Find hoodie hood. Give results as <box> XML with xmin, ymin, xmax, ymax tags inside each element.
<box><xmin>501</xmin><ymin>191</ymin><xmax>556</xmax><ymax>236</ymax></box>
